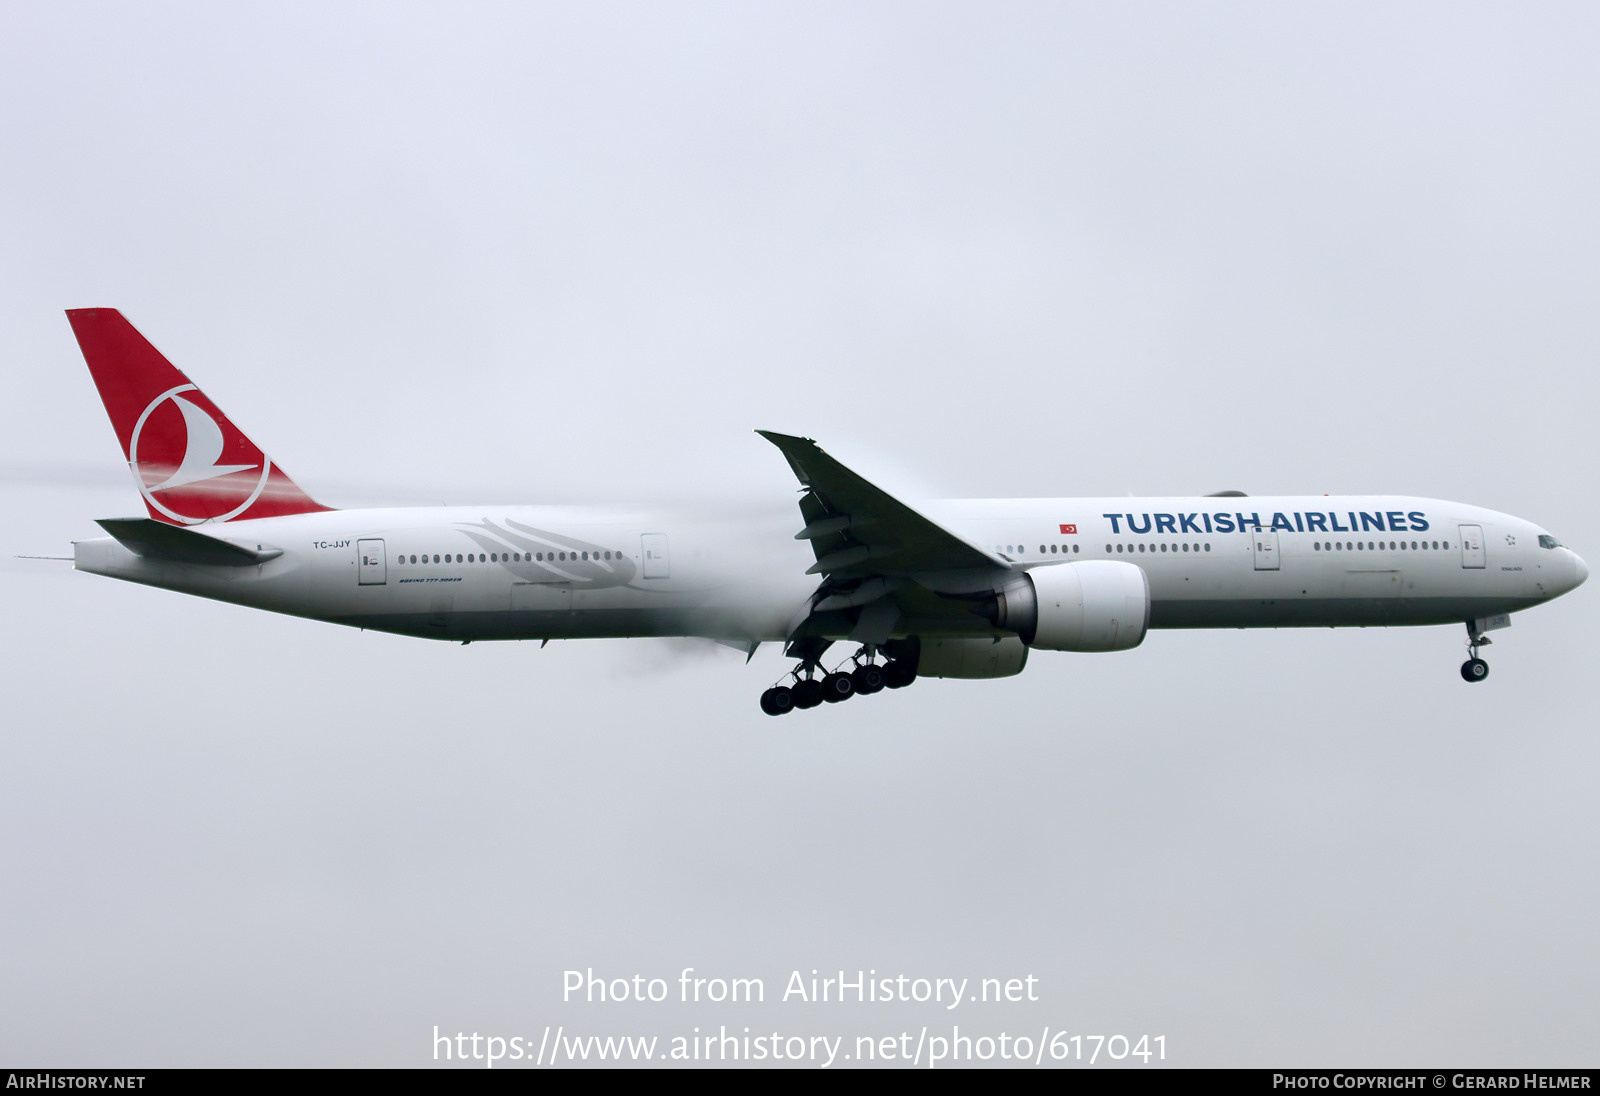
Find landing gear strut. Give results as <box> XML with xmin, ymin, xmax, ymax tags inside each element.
<box><xmin>759</xmin><ymin>643</ymin><xmax>918</xmax><ymax>715</ymax></box>
<box><xmin>1460</xmin><ymin>621</ymin><xmax>1491</xmax><ymax>683</ymax></box>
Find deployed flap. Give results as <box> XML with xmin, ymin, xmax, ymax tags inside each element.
<box><xmin>95</xmin><ymin>518</ymin><xmax>283</xmax><ymax>566</ymax></box>
<box><xmin>757</xmin><ymin>431</ymin><xmax>1006</xmax><ymax>577</ymax></box>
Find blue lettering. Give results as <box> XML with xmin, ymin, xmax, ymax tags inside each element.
<box><xmin>1103</xmin><ymin>513</ymin><xmax>1123</xmax><ymax>534</ymax></box>
<box><xmin>1179</xmin><ymin>513</ymin><xmax>1201</xmax><ymax>534</ymax></box>
<box><xmin>1271</xmin><ymin>512</ymin><xmax>1294</xmax><ymax>532</ymax></box>
<box><xmin>1306</xmin><ymin>512</ymin><xmax>1329</xmax><ymax>533</ymax></box>
<box><xmin>1386</xmin><ymin>510</ymin><xmax>1407</xmax><ymax>532</ymax></box>
<box><xmin>1359</xmin><ymin>512</ymin><xmax>1386</xmax><ymax>532</ymax></box>
<box><xmin>1293</xmin><ymin>512</ymin><xmax>1305</xmax><ymax>532</ymax></box>
<box><xmin>1154</xmin><ymin>513</ymin><xmax>1177</xmax><ymax>534</ymax></box>
<box><xmin>1213</xmin><ymin>512</ymin><xmax>1235</xmax><ymax>533</ymax></box>
<box><xmin>1408</xmin><ymin>511</ymin><xmax>1429</xmax><ymax>532</ymax></box>
<box><xmin>1203</xmin><ymin>513</ymin><xmax>1213</xmax><ymax>533</ymax></box>
<box><xmin>1127</xmin><ymin>513</ymin><xmax>1152</xmax><ymax>534</ymax></box>
<box><xmin>1330</xmin><ymin>512</ymin><xmax>1349</xmax><ymax>532</ymax></box>
<box><xmin>1237</xmin><ymin>512</ymin><xmax>1262</xmax><ymax>532</ymax></box>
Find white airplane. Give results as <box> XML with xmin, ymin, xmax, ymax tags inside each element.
<box><xmin>64</xmin><ymin>309</ymin><xmax>1587</xmax><ymax>715</ymax></box>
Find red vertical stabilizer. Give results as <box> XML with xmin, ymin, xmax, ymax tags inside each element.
<box><xmin>67</xmin><ymin>308</ymin><xmax>331</xmax><ymax>525</ymax></box>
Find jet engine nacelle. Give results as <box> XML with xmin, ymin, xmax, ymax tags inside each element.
<box><xmin>916</xmin><ymin>636</ymin><xmax>1030</xmax><ymax>679</ymax></box>
<box><xmin>990</xmin><ymin>560</ymin><xmax>1150</xmax><ymax>652</ymax></box>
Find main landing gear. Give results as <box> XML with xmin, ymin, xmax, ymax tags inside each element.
<box><xmin>1460</xmin><ymin>621</ymin><xmax>1491</xmax><ymax>683</ymax></box>
<box><xmin>759</xmin><ymin>646</ymin><xmax>917</xmax><ymax>716</ymax></box>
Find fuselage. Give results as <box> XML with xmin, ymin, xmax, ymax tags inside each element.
<box><xmin>60</xmin><ymin>309</ymin><xmax>1588</xmax><ymax>702</ymax></box>
<box><xmin>73</xmin><ymin>494</ymin><xmax>1588</xmax><ymax>645</ymax></box>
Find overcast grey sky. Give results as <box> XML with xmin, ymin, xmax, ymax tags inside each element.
<box><xmin>2</xmin><ymin>1</ymin><xmax>1597</xmax><ymax>1068</ymax></box>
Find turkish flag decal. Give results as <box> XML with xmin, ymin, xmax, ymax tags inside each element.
<box><xmin>1059</xmin><ymin>524</ymin><xmax>1077</xmax><ymax>535</ymax></box>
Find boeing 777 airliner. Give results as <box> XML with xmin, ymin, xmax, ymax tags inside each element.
<box><xmin>63</xmin><ymin>309</ymin><xmax>1587</xmax><ymax>715</ymax></box>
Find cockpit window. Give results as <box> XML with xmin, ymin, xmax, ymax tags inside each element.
<box><xmin>1539</xmin><ymin>535</ymin><xmax>1562</xmax><ymax>549</ymax></box>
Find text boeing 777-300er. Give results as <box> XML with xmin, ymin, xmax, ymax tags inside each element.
<box><xmin>62</xmin><ymin>309</ymin><xmax>1587</xmax><ymax>715</ymax></box>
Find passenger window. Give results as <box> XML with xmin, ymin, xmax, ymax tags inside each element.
<box><xmin>1073</xmin><ymin>545</ymin><xmax>1079</xmax><ymax>554</ymax></box>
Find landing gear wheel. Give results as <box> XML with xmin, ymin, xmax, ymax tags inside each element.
<box><xmin>791</xmin><ymin>679</ymin><xmax>824</xmax><ymax>709</ymax></box>
<box><xmin>851</xmin><ymin>664</ymin><xmax>886</xmax><ymax>694</ymax></box>
<box><xmin>884</xmin><ymin>660</ymin><xmax>917</xmax><ymax>689</ymax></box>
<box><xmin>760</xmin><ymin>686</ymin><xmax>795</xmax><ymax>716</ymax></box>
<box><xmin>820</xmin><ymin>672</ymin><xmax>856</xmax><ymax>703</ymax></box>
<box><xmin>1460</xmin><ymin>658</ymin><xmax>1489</xmax><ymax>683</ymax></box>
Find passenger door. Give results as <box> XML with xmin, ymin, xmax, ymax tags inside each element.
<box><xmin>357</xmin><ymin>539</ymin><xmax>386</xmax><ymax>585</ymax></box>
<box><xmin>641</xmin><ymin>533</ymin><xmax>670</xmax><ymax>579</ymax></box>
<box><xmin>1252</xmin><ymin>530</ymin><xmax>1280</xmax><ymax>571</ymax></box>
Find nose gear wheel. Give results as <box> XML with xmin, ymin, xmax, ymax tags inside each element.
<box><xmin>1459</xmin><ymin>621</ymin><xmax>1491</xmax><ymax>684</ymax></box>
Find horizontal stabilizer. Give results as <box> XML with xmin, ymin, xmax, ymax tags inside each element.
<box><xmin>95</xmin><ymin>518</ymin><xmax>283</xmax><ymax>566</ymax></box>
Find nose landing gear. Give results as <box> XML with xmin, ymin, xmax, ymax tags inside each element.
<box><xmin>1460</xmin><ymin>622</ymin><xmax>1491</xmax><ymax>683</ymax></box>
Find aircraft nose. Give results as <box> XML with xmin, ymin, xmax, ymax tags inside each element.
<box><xmin>1572</xmin><ymin>550</ymin><xmax>1589</xmax><ymax>590</ymax></box>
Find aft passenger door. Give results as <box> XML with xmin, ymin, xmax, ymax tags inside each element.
<box><xmin>357</xmin><ymin>539</ymin><xmax>386</xmax><ymax>585</ymax></box>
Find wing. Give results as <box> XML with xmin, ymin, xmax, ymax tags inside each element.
<box><xmin>758</xmin><ymin>430</ymin><xmax>1013</xmax><ymax>647</ymax></box>
<box><xmin>758</xmin><ymin>431</ymin><xmax>1007</xmax><ymax>576</ymax></box>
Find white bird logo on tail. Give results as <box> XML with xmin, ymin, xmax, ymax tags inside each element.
<box><xmin>146</xmin><ymin>394</ymin><xmax>257</xmax><ymax>491</ymax></box>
